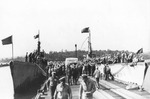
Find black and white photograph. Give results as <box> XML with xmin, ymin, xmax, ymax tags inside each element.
<box><xmin>0</xmin><ymin>0</ymin><xmax>150</xmax><ymax>99</ymax></box>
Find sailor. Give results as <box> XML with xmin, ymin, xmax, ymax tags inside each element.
<box><xmin>103</xmin><ymin>64</ymin><xmax>114</xmax><ymax>81</ymax></box>
<box><xmin>54</xmin><ymin>76</ymin><xmax>72</xmax><ymax>99</ymax></box>
<box><xmin>87</xmin><ymin>62</ymin><xmax>91</xmax><ymax>76</ymax></box>
<box><xmin>48</xmin><ymin>72</ymin><xmax>58</xmax><ymax>99</ymax></box>
<box><xmin>91</xmin><ymin>62</ymin><xmax>96</xmax><ymax>76</ymax></box>
<box><xmin>25</xmin><ymin>52</ymin><xmax>28</xmax><ymax>62</ymax></box>
<box><xmin>29</xmin><ymin>52</ymin><xmax>32</xmax><ymax>62</ymax></box>
<box><xmin>93</xmin><ymin>66</ymin><xmax>101</xmax><ymax>89</ymax></box>
<box><xmin>72</xmin><ymin>64</ymin><xmax>78</xmax><ymax>85</ymax></box>
<box><xmin>79</xmin><ymin>74</ymin><xmax>96</xmax><ymax>99</ymax></box>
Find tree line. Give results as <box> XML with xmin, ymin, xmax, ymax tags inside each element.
<box><xmin>1</xmin><ymin>49</ymin><xmax>150</xmax><ymax>62</ymax></box>
<box><xmin>44</xmin><ymin>49</ymin><xmax>129</xmax><ymax>61</ymax></box>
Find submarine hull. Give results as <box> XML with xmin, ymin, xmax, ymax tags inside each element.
<box><xmin>10</xmin><ymin>61</ymin><xmax>46</xmax><ymax>94</ymax></box>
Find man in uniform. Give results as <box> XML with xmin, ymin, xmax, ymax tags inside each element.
<box><xmin>54</xmin><ymin>76</ymin><xmax>72</xmax><ymax>99</ymax></box>
<box><xmin>79</xmin><ymin>74</ymin><xmax>96</xmax><ymax>99</ymax></box>
<box><xmin>48</xmin><ymin>72</ymin><xmax>58</xmax><ymax>99</ymax></box>
<box><xmin>104</xmin><ymin>64</ymin><xmax>114</xmax><ymax>81</ymax></box>
<box><xmin>93</xmin><ymin>66</ymin><xmax>101</xmax><ymax>89</ymax></box>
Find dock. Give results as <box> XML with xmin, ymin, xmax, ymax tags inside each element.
<box><xmin>34</xmin><ymin>84</ymin><xmax>79</xmax><ymax>99</ymax></box>
<box><xmin>34</xmin><ymin>77</ymin><xmax>150</xmax><ymax>99</ymax></box>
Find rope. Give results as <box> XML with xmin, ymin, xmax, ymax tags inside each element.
<box><xmin>35</xmin><ymin>63</ymin><xmax>47</xmax><ymax>76</ymax></box>
<box><xmin>80</xmin><ymin>37</ymin><xmax>89</xmax><ymax>50</ymax></box>
<box><xmin>34</xmin><ymin>76</ymin><xmax>50</xmax><ymax>99</ymax></box>
<box><xmin>112</xmin><ymin>64</ymin><xmax>126</xmax><ymax>76</ymax></box>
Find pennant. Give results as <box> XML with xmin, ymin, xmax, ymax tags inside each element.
<box><xmin>34</xmin><ymin>34</ymin><xmax>39</xmax><ymax>39</ymax></box>
<box><xmin>136</xmin><ymin>48</ymin><xmax>143</xmax><ymax>54</ymax></box>
<box><xmin>81</xmin><ymin>27</ymin><xmax>90</xmax><ymax>33</ymax></box>
<box><xmin>2</xmin><ymin>35</ymin><xmax>12</xmax><ymax>45</ymax></box>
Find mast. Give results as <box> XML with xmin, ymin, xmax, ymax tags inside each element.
<box><xmin>37</xmin><ymin>30</ymin><xmax>41</xmax><ymax>55</ymax></box>
<box><xmin>88</xmin><ymin>30</ymin><xmax>92</xmax><ymax>58</ymax></box>
<box><xmin>81</xmin><ymin>27</ymin><xmax>92</xmax><ymax>58</ymax></box>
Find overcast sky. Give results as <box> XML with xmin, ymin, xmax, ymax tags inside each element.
<box><xmin>0</xmin><ymin>0</ymin><xmax>150</xmax><ymax>59</ymax></box>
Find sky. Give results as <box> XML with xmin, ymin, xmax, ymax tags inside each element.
<box><xmin>0</xmin><ymin>0</ymin><xmax>150</xmax><ymax>59</ymax></box>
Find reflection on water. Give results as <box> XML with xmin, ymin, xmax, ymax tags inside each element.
<box><xmin>0</xmin><ymin>66</ymin><xmax>14</xmax><ymax>99</ymax></box>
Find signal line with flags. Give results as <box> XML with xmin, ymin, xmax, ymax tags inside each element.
<box><xmin>1</xmin><ymin>35</ymin><xmax>14</xmax><ymax>60</ymax></box>
<box><xmin>136</xmin><ymin>48</ymin><xmax>143</xmax><ymax>54</ymax></box>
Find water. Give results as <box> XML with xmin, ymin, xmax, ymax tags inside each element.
<box><xmin>0</xmin><ymin>66</ymin><xmax>14</xmax><ymax>99</ymax></box>
<box><xmin>0</xmin><ymin>65</ymin><xmax>37</xmax><ymax>99</ymax></box>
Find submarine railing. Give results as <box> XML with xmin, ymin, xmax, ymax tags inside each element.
<box><xmin>33</xmin><ymin>63</ymin><xmax>49</xmax><ymax>99</ymax></box>
<box><xmin>34</xmin><ymin>77</ymin><xmax>49</xmax><ymax>99</ymax></box>
<box><xmin>35</xmin><ymin>63</ymin><xmax>47</xmax><ymax>76</ymax></box>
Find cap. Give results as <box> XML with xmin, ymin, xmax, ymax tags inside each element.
<box><xmin>81</xmin><ymin>74</ymin><xmax>88</xmax><ymax>79</ymax></box>
<box><xmin>59</xmin><ymin>76</ymin><xmax>66</xmax><ymax>81</ymax></box>
<box><xmin>52</xmin><ymin>72</ymin><xmax>56</xmax><ymax>74</ymax></box>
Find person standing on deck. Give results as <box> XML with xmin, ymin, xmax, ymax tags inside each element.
<box><xmin>54</xmin><ymin>76</ymin><xmax>72</xmax><ymax>99</ymax></box>
<box><xmin>25</xmin><ymin>52</ymin><xmax>28</xmax><ymax>62</ymax></box>
<box><xmin>29</xmin><ymin>52</ymin><xmax>32</xmax><ymax>62</ymax></box>
<box><xmin>79</xmin><ymin>74</ymin><xmax>96</xmax><ymax>99</ymax></box>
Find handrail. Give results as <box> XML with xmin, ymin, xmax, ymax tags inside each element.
<box><xmin>34</xmin><ymin>78</ymin><xmax>49</xmax><ymax>99</ymax></box>
<box><xmin>35</xmin><ymin>63</ymin><xmax>47</xmax><ymax>76</ymax></box>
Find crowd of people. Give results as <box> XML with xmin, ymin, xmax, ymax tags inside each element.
<box><xmin>33</xmin><ymin>50</ymin><xmax>144</xmax><ymax>99</ymax></box>
<box><xmin>25</xmin><ymin>50</ymin><xmax>48</xmax><ymax>67</ymax></box>
<box><xmin>99</xmin><ymin>51</ymin><xmax>144</xmax><ymax>64</ymax></box>
<box><xmin>34</xmin><ymin>57</ymin><xmax>116</xmax><ymax>99</ymax></box>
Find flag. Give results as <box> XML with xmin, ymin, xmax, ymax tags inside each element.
<box><xmin>34</xmin><ymin>34</ymin><xmax>39</xmax><ymax>39</ymax></box>
<box><xmin>81</xmin><ymin>27</ymin><xmax>90</xmax><ymax>33</ymax></box>
<box><xmin>2</xmin><ymin>35</ymin><xmax>12</xmax><ymax>45</ymax></box>
<box><xmin>136</xmin><ymin>48</ymin><xmax>143</xmax><ymax>54</ymax></box>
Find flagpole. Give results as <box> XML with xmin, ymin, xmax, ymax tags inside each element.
<box><xmin>88</xmin><ymin>32</ymin><xmax>90</xmax><ymax>55</ymax></box>
<box><xmin>89</xmin><ymin>31</ymin><xmax>91</xmax><ymax>49</ymax></box>
<box><xmin>37</xmin><ymin>30</ymin><xmax>41</xmax><ymax>54</ymax></box>
<box><xmin>88</xmin><ymin>31</ymin><xmax>91</xmax><ymax>57</ymax></box>
<box><xmin>12</xmin><ymin>35</ymin><xmax>14</xmax><ymax>60</ymax></box>
<box><xmin>38</xmin><ymin>30</ymin><xmax>40</xmax><ymax>42</ymax></box>
<box><xmin>81</xmin><ymin>27</ymin><xmax>92</xmax><ymax>58</ymax></box>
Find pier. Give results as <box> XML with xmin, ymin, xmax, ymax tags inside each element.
<box><xmin>34</xmin><ymin>76</ymin><xmax>150</xmax><ymax>99</ymax></box>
